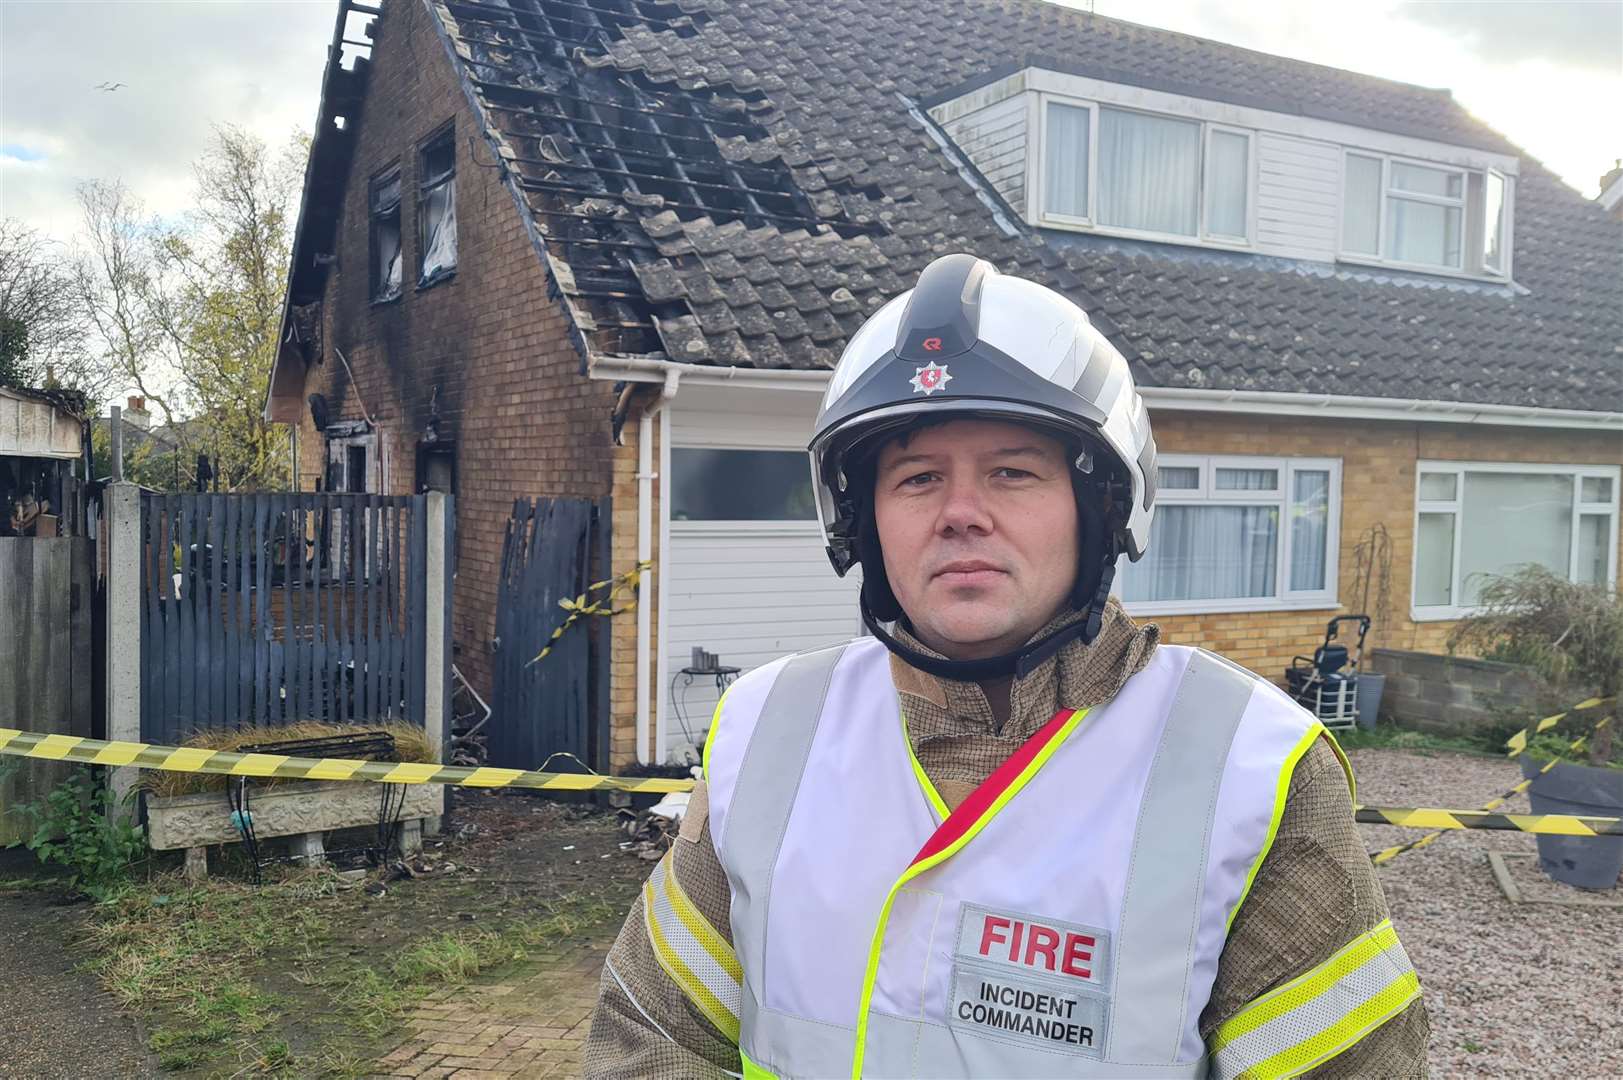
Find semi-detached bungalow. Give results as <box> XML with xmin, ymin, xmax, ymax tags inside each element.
<box><xmin>264</xmin><ymin>0</ymin><xmax>1623</xmax><ymax>770</ymax></box>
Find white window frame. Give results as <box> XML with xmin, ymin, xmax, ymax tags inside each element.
<box><xmin>668</xmin><ymin>443</ymin><xmax>822</xmax><ymax>534</ymax></box>
<box><xmin>1482</xmin><ymin>167</ymin><xmax>1510</xmax><ymax>276</ymax></box>
<box><xmin>1411</xmin><ymin>460</ymin><xmax>1621</xmax><ymax>622</ymax></box>
<box><xmin>1116</xmin><ymin>453</ymin><xmax>1342</xmax><ymax>616</ymax></box>
<box><xmin>1035</xmin><ymin>94</ymin><xmax>1255</xmax><ymax>249</ymax></box>
<box><xmin>1339</xmin><ymin>150</ymin><xmax>1511</xmax><ymax>280</ymax></box>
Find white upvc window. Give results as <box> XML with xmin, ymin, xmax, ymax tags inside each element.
<box><xmin>1412</xmin><ymin>462</ymin><xmax>1620</xmax><ymax>621</ymax></box>
<box><xmin>1117</xmin><ymin>454</ymin><xmax>1342</xmax><ymax>615</ymax></box>
<box><xmin>1039</xmin><ymin>96</ymin><xmax>1254</xmax><ymax>246</ymax></box>
<box><xmin>1341</xmin><ymin>150</ymin><xmax>1511</xmax><ymax>277</ymax></box>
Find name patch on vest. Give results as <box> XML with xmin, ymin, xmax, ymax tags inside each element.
<box><xmin>949</xmin><ymin>904</ymin><xmax>1111</xmax><ymax>1056</ymax></box>
<box><xmin>955</xmin><ymin>903</ymin><xmax>1111</xmax><ymax>987</ymax></box>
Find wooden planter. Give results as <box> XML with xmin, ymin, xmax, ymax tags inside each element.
<box><xmin>146</xmin><ymin>780</ymin><xmax>443</xmax><ymax>880</ymax></box>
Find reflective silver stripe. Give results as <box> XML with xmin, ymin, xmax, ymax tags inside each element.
<box><xmin>1210</xmin><ymin>927</ymin><xmax>1419</xmax><ymax>1079</ymax></box>
<box><xmin>720</xmin><ymin>644</ymin><xmax>849</xmax><ymax>992</ymax></box>
<box><xmin>644</xmin><ymin>858</ymin><xmax>742</xmax><ymax>1035</ymax></box>
<box><xmin>1110</xmin><ymin>650</ymin><xmax>1257</xmax><ymax>1065</ymax></box>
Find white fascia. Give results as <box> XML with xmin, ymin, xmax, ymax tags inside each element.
<box><xmin>588</xmin><ymin>357</ymin><xmax>1622</xmax><ymax>431</ymax></box>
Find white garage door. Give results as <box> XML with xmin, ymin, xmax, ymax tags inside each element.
<box><xmin>662</xmin><ymin>388</ymin><xmax>862</xmax><ymax>762</ymax></box>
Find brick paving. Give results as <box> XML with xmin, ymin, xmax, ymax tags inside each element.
<box><xmin>370</xmin><ymin>938</ymin><xmax>608</xmax><ymax>1079</ymax></box>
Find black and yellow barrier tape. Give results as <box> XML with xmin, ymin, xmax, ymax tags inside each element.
<box><xmin>526</xmin><ymin>561</ymin><xmax>648</xmax><ymax>668</ymax></box>
<box><xmin>1504</xmin><ymin>695</ymin><xmax>1615</xmax><ymax>757</ymax></box>
<box><xmin>0</xmin><ymin>727</ymin><xmax>692</xmax><ymax>794</ymax></box>
<box><xmin>5</xmin><ymin>729</ymin><xmax>1622</xmax><ymax>840</ymax></box>
<box><xmin>1370</xmin><ymin>714</ymin><xmax>1614</xmax><ymax>865</ymax></box>
<box><xmin>1355</xmin><ymin>805</ymin><xmax>1621</xmax><ymax>837</ymax></box>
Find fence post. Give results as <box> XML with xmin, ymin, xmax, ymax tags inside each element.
<box><xmin>105</xmin><ymin>482</ymin><xmax>142</xmax><ymax>822</ymax></box>
<box><xmin>423</xmin><ymin>491</ymin><xmax>452</xmax><ymax>834</ymax></box>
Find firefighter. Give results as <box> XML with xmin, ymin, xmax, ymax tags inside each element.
<box><xmin>585</xmin><ymin>254</ymin><xmax>1429</xmax><ymax>1078</ymax></box>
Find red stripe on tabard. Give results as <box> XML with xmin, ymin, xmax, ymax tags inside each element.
<box><xmin>909</xmin><ymin>709</ymin><xmax>1077</xmax><ymax>867</ymax></box>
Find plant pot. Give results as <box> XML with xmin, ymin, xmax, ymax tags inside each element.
<box><xmin>1355</xmin><ymin>673</ymin><xmax>1386</xmax><ymax>732</ymax></box>
<box><xmin>1518</xmin><ymin>755</ymin><xmax>1623</xmax><ymax>890</ymax></box>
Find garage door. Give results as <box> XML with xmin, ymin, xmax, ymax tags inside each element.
<box><xmin>662</xmin><ymin>390</ymin><xmax>862</xmax><ymax>762</ymax></box>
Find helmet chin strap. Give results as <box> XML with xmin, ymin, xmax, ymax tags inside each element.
<box><xmin>860</xmin><ymin>582</ymin><xmax>1108</xmax><ymax>683</ymax></box>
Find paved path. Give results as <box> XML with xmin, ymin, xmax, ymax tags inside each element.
<box><xmin>0</xmin><ymin>894</ymin><xmax>158</xmax><ymax>1079</ymax></box>
<box><xmin>371</xmin><ymin>939</ymin><xmax>607</xmax><ymax>1079</ymax></box>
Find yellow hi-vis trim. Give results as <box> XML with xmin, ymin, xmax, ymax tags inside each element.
<box><xmin>661</xmin><ymin>856</ymin><xmax>743</xmax><ymax>984</ymax></box>
<box><xmin>701</xmin><ymin>686</ymin><xmax>731</xmax><ymax>782</ymax></box>
<box><xmin>900</xmin><ymin>709</ymin><xmax>949</xmax><ymax>822</ymax></box>
<box><xmin>1226</xmin><ymin>723</ymin><xmax>1331</xmax><ymax>936</ymax></box>
<box><xmin>1210</xmin><ymin>919</ymin><xmax>1420</xmax><ymax>1079</ymax></box>
<box><xmin>740</xmin><ymin>1048</ymin><xmax>778</xmax><ymax>1078</ymax></box>
<box><xmin>642</xmin><ymin>856</ymin><xmax>742</xmax><ymax>1044</ymax></box>
<box><xmin>848</xmin><ymin>708</ymin><xmax>1089</xmax><ymax>1080</ymax></box>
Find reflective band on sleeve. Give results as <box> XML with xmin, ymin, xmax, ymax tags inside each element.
<box><xmin>1209</xmin><ymin>919</ymin><xmax>1420</xmax><ymax>1080</ymax></box>
<box><xmin>643</xmin><ymin>855</ymin><xmax>742</xmax><ymax>1044</ymax></box>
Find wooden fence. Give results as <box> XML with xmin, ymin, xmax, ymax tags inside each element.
<box><xmin>0</xmin><ymin>537</ymin><xmax>94</xmax><ymax>845</ymax></box>
<box><xmin>138</xmin><ymin>493</ymin><xmax>433</xmax><ymax>744</ymax></box>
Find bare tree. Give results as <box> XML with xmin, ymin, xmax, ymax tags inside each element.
<box><xmin>0</xmin><ymin>218</ymin><xmax>108</xmax><ymax>398</ymax></box>
<box><xmin>75</xmin><ymin>124</ymin><xmax>303</xmax><ymax>490</ymax></box>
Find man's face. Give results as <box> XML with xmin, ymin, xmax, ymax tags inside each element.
<box><xmin>872</xmin><ymin>418</ymin><xmax>1080</xmax><ymax>661</ymax></box>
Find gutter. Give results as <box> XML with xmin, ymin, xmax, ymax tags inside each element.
<box><xmin>591</xmin><ymin>357</ymin><xmax>1621</xmax><ymax>430</ymax></box>
<box><xmin>636</xmin><ymin>369</ymin><xmax>680</xmax><ymax>764</ymax></box>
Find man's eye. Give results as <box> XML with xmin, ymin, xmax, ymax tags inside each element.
<box><xmin>901</xmin><ymin>472</ymin><xmax>937</xmax><ymax>487</ymax></box>
<box><xmin>994</xmin><ymin>467</ymin><xmax>1035</xmax><ymax>480</ymax></box>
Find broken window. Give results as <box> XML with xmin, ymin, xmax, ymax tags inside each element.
<box><xmin>370</xmin><ymin>168</ymin><xmax>403</xmax><ymax>302</ymax></box>
<box><xmin>418</xmin><ymin>128</ymin><xmax>457</xmax><ymax>287</ymax></box>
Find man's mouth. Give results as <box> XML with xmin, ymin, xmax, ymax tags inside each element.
<box><xmin>932</xmin><ymin>561</ymin><xmax>1006</xmax><ymax>585</ymax></box>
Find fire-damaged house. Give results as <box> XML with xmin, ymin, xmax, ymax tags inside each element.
<box><xmin>264</xmin><ymin>0</ymin><xmax>1622</xmax><ymax>770</ymax></box>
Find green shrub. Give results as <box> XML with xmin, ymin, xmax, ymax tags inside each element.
<box><xmin>20</xmin><ymin>767</ymin><xmax>148</xmax><ymax>900</ymax></box>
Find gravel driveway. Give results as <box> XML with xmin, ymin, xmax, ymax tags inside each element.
<box><xmin>1349</xmin><ymin>748</ymin><xmax>1623</xmax><ymax>1078</ymax></box>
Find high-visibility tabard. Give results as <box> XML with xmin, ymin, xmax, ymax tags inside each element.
<box><xmin>705</xmin><ymin>639</ymin><xmax>1346</xmax><ymax>1079</ymax></box>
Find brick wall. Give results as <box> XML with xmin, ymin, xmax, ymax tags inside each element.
<box><xmin>290</xmin><ymin>0</ymin><xmax>620</xmax><ymax>743</ymax></box>
<box><xmin>1368</xmin><ymin>648</ymin><xmax>1562</xmax><ymax>736</ymax></box>
<box><xmin>1146</xmin><ymin>410</ymin><xmax>1622</xmax><ymax>686</ymax></box>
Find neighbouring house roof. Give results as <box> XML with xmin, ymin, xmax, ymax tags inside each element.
<box><xmin>1</xmin><ymin>385</ymin><xmax>87</xmax><ymax>460</ymax></box>
<box><xmin>282</xmin><ymin>0</ymin><xmax>1623</xmax><ymax>415</ymax></box>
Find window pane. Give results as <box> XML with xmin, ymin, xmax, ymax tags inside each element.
<box><xmin>1343</xmin><ymin>155</ymin><xmax>1381</xmax><ymax>255</ymax></box>
<box><xmin>1419</xmin><ymin>472</ymin><xmax>1457</xmax><ymax>501</ymax></box>
<box><xmin>1386</xmin><ymin>197</ymin><xmax>1462</xmax><ymax>268</ymax></box>
<box><xmin>1458</xmin><ymin>472</ymin><xmax>1573</xmax><ymax>605</ymax></box>
<box><xmin>1580</xmin><ymin>476</ymin><xmax>1614</xmax><ymax>504</ymax></box>
<box><xmin>1098</xmin><ymin>108</ymin><xmax>1199</xmax><ymax>236</ymax></box>
<box><xmin>1390</xmin><ymin>161</ymin><xmax>1462</xmax><ymax>198</ymax></box>
<box><xmin>1216</xmin><ymin>467</ymin><xmax>1278</xmax><ymax>491</ymax></box>
<box><xmin>1576</xmin><ymin>514</ymin><xmax>1610</xmax><ymax>586</ymax></box>
<box><xmin>1415</xmin><ymin>512</ymin><xmax>1455</xmax><ymax>606</ymax></box>
<box><xmin>1158</xmin><ymin>465</ymin><xmax>1200</xmax><ymax>490</ymax></box>
<box><xmin>419</xmin><ymin>177</ymin><xmax>458</xmax><ymax>283</ymax></box>
<box><xmin>1206</xmin><ymin>130</ymin><xmax>1248</xmax><ymax>238</ymax></box>
<box><xmin>1289</xmin><ymin>470</ymin><xmax>1329</xmax><ymax>591</ymax></box>
<box><xmin>1120</xmin><ymin>505</ymin><xmax>1278</xmax><ymax>602</ymax></box>
<box><xmin>1483</xmin><ymin>171</ymin><xmax>1506</xmax><ymax>272</ymax></box>
<box><xmin>1045</xmin><ymin>103</ymin><xmax>1090</xmax><ymax>218</ymax></box>
<box><xmin>671</xmin><ymin>449</ymin><xmax>817</xmax><ymax>521</ymax></box>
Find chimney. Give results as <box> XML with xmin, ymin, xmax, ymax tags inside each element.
<box><xmin>124</xmin><ymin>395</ymin><xmax>151</xmax><ymax>430</ymax></box>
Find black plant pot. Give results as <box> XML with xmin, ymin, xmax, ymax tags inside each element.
<box><xmin>1519</xmin><ymin>755</ymin><xmax>1623</xmax><ymax>890</ymax></box>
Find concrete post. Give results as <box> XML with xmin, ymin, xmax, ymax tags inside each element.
<box><xmin>105</xmin><ymin>482</ymin><xmax>142</xmax><ymax>822</ymax></box>
<box><xmin>422</xmin><ymin>491</ymin><xmax>451</xmax><ymax>835</ymax></box>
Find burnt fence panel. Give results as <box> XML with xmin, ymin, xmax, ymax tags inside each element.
<box><xmin>138</xmin><ymin>493</ymin><xmax>428</xmax><ymax>743</ymax></box>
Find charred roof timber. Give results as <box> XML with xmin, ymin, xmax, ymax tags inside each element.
<box><xmin>445</xmin><ymin>0</ymin><xmax>883</xmax><ymax>356</ymax></box>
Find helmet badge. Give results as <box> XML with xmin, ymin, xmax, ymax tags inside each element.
<box><xmin>910</xmin><ymin>361</ymin><xmax>953</xmax><ymax>396</ymax></box>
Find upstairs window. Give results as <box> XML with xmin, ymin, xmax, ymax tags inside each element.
<box><xmin>369</xmin><ymin>167</ymin><xmax>403</xmax><ymax>302</ymax></box>
<box><xmin>1041</xmin><ymin>98</ymin><xmax>1252</xmax><ymax>245</ymax></box>
<box><xmin>418</xmin><ymin>128</ymin><xmax>457</xmax><ymax>287</ymax></box>
<box><xmin>1342</xmin><ymin>151</ymin><xmax>1510</xmax><ymax>276</ymax></box>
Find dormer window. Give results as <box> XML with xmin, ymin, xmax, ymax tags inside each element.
<box><xmin>1040</xmin><ymin>99</ymin><xmax>1252</xmax><ymax>245</ymax></box>
<box><xmin>1340</xmin><ymin>151</ymin><xmax>1511</xmax><ymax>277</ymax></box>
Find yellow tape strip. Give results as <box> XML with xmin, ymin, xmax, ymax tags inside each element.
<box><xmin>1504</xmin><ymin>696</ymin><xmax>1614</xmax><ymax>757</ymax></box>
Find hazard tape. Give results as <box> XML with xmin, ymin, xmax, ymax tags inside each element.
<box><xmin>527</xmin><ymin>560</ymin><xmax>648</xmax><ymax>668</ymax></box>
<box><xmin>0</xmin><ymin>728</ymin><xmax>692</xmax><ymax>794</ymax></box>
<box><xmin>1371</xmin><ymin>702</ymin><xmax>1616</xmax><ymax>865</ymax></box>
<box><xmin>1355</xmin><ymin>805</ymin><xmax>1621</xmax><ymax>837</ymax></box>
<box><xmin>1504</xmin><ymin>696</ymin><xmax>1615</xmax><ymax>757</ymax></box>
<box><xmin>6</xmin><ymin>728</ymin><xmax>1623</xmax><ymax>845</ymax></box>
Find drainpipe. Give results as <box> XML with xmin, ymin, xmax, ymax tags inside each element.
<box><xmin>635</xmin><ymin>369</ymin><xmax>680</xmax><ymax>765</ymax></box>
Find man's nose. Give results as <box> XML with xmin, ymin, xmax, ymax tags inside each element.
<box><xmin>936</xmin><ymin>474</ymin><xmax>993</xmax><ymax>537</ymax></box>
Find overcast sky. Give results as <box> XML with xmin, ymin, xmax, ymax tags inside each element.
<box><xmin>2</xmin><ymin>0</ymin><xmax>1620</xmax><ymax>246</ymax></box>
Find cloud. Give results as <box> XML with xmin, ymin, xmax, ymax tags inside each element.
<box><xmin>1396</xmin><ymin>0</ymin><xmax>1623</xmax><ymax>73</ymax></box>
<box><xmin>0</xmin><ymin>0</ymin><xmax>330</xmax><ymax>241</ymax></box>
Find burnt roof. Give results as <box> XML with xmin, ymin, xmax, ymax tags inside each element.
<box><xmin>418</xmin><ymin>0</ymin><xmax>1622</xmax><ymax>412</ymax></box>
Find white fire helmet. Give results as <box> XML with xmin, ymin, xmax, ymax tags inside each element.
<box><xmin>808</xmin><ymin>254</ymin><xmax>1158</xmax><ymax>634</ymax></box>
